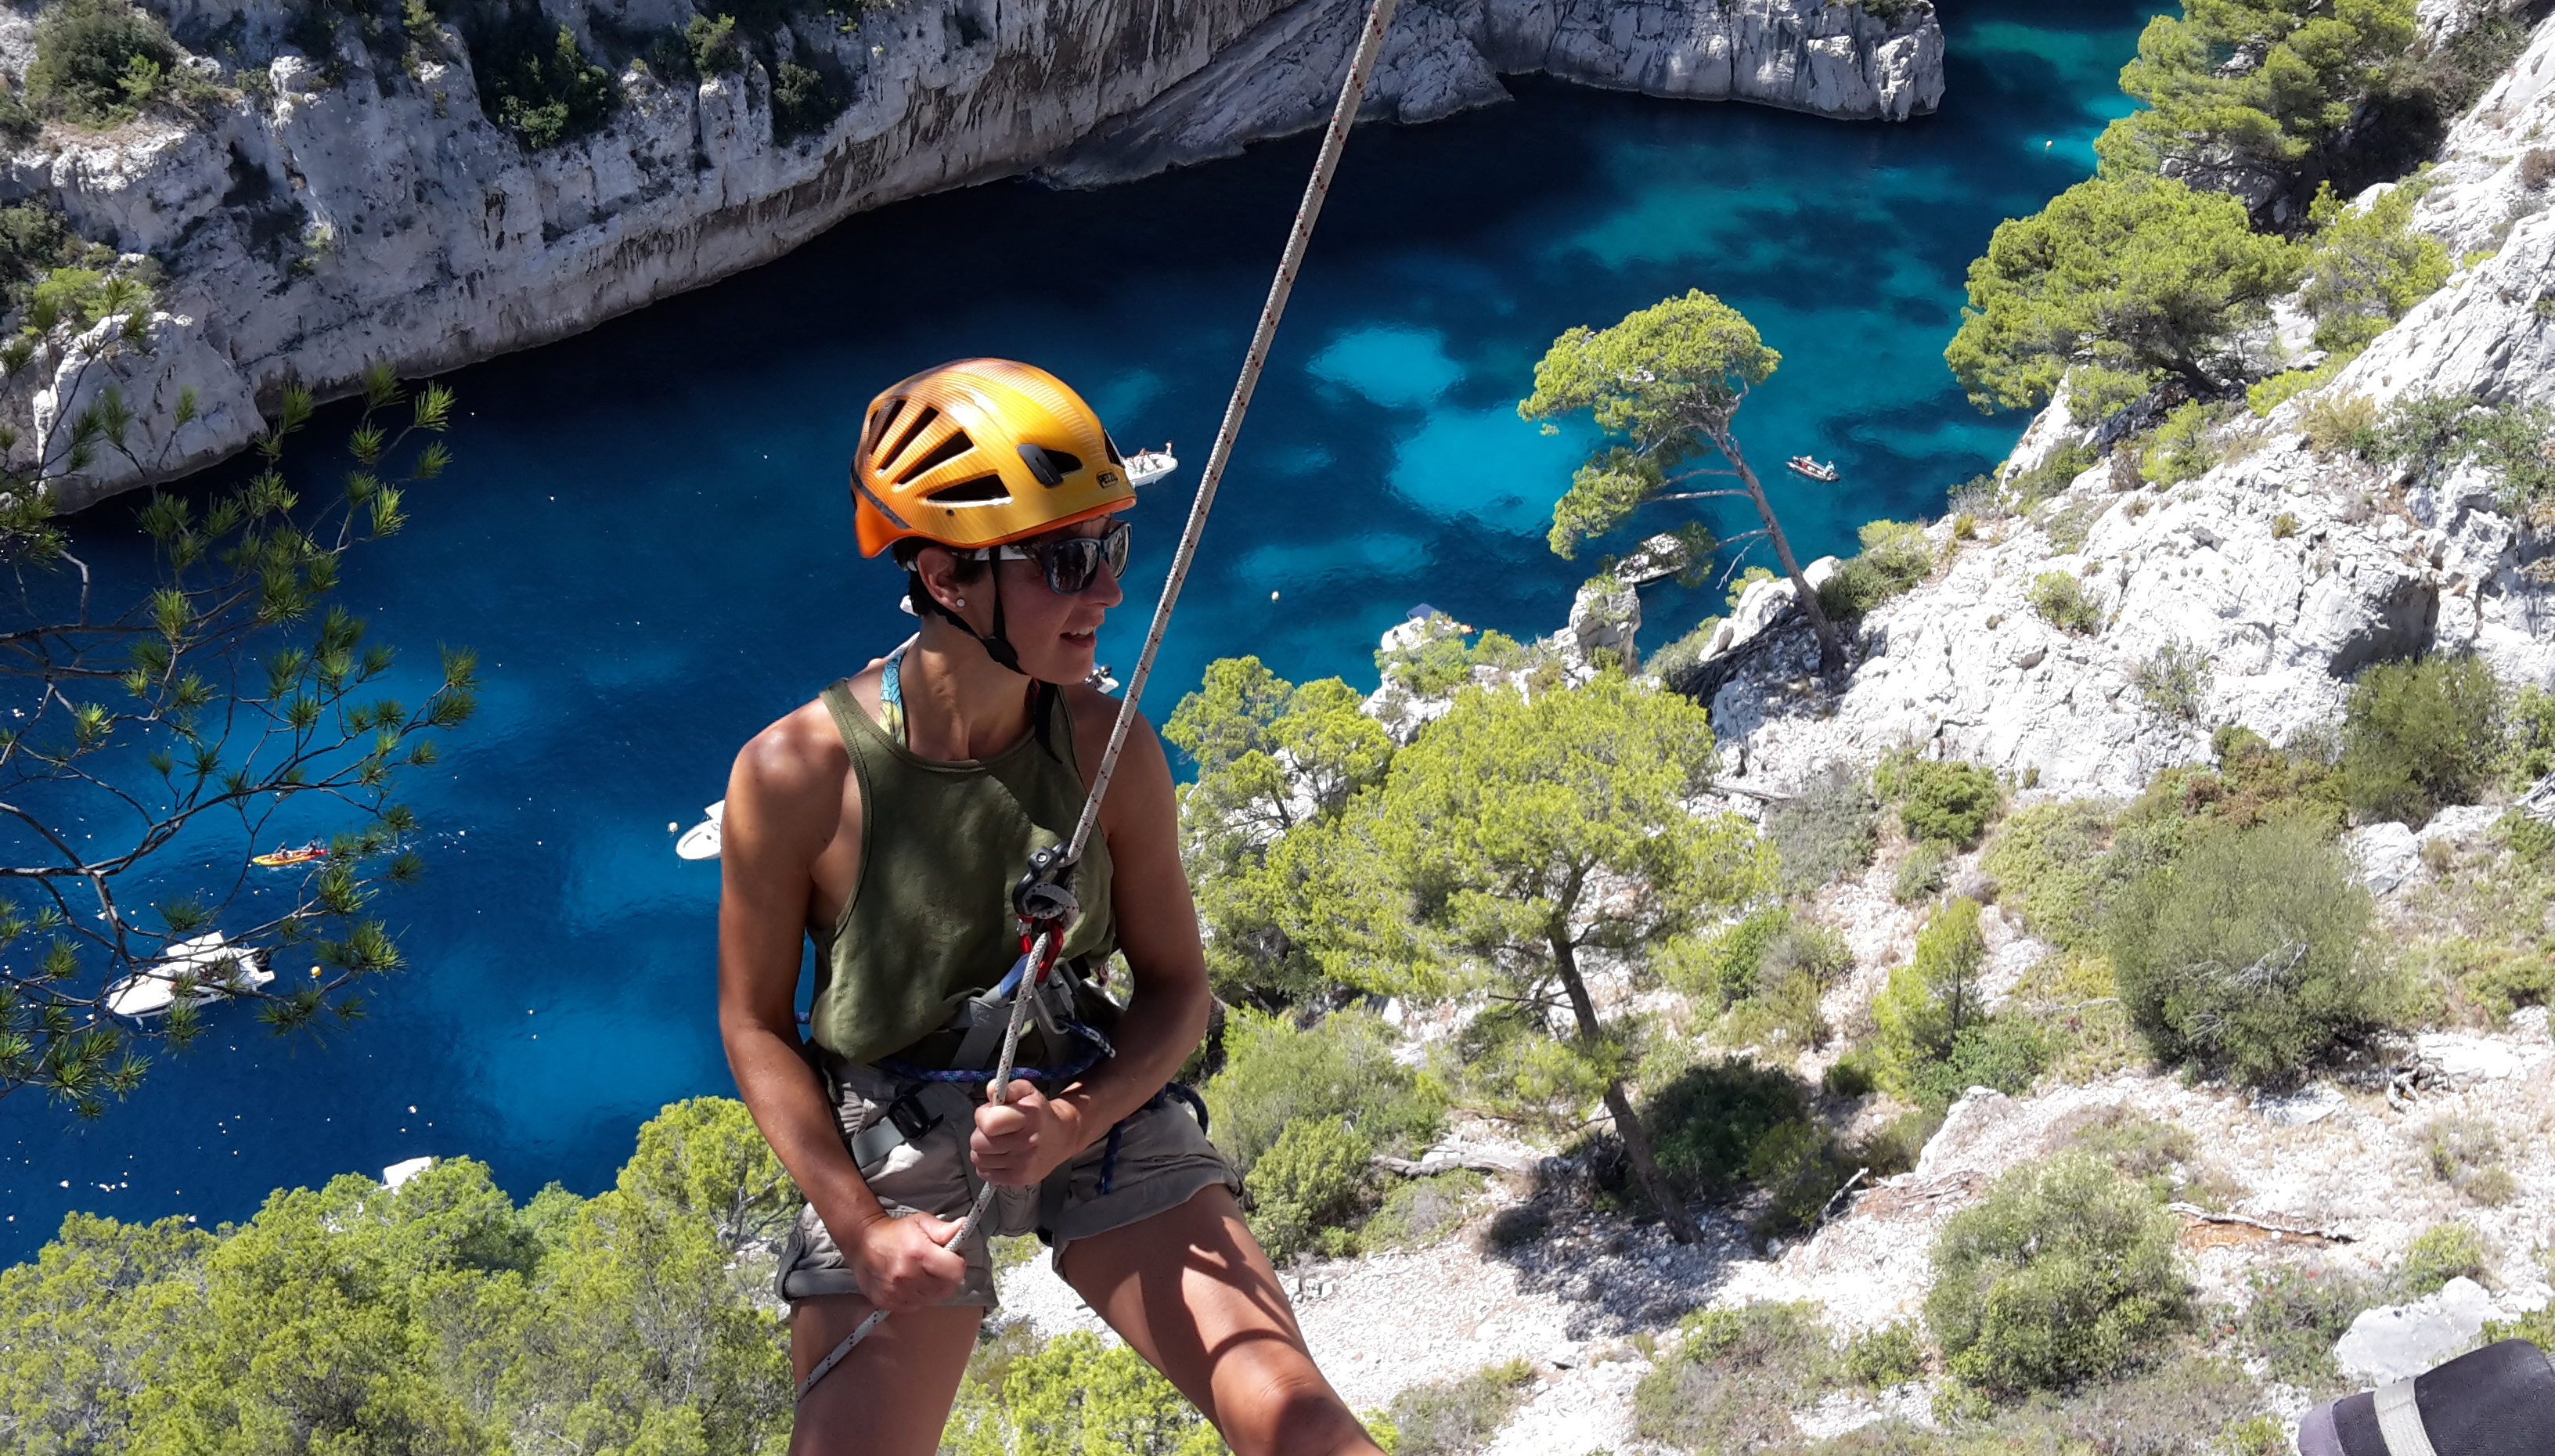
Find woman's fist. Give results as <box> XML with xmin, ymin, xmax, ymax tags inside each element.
<box><xmin>845</xmin><ymin>1211</ymin><xmax>967</xmax><ymax>1313</ymax></box>
<box><xmin>970</xmin><ymin>1079</ymin><xmax>1079</xmax><ymax>1187</ymax></box>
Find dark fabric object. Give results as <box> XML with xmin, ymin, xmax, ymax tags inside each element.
<box><xmin>2308</xmin><ymin>1341</ymin><xmax>2555</xmax><ymax>1456</ymax></box>
<box><xmin>2414</xmin><ymin>1339</ymin><xmax>2555</xmax><ymax>1456</ymax></box>
<box><xmin>2297</xmin><ymin>1399</ymin><xmax>2344</xmax><ymax>1456</ymax></box>
<box><xmin>2330</xmin><ymin>1391</ymin><xmax>2387</xmax><ymax>1456</ymax></box>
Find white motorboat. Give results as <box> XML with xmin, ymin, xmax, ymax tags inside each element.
<box><xmin>103</xmin><ymin>932</ymin><xmax>271</xmax><ymax>1020</ymax></box>
<box><xmin>1786</xmin><ymin>455</ymin><xmax>1840</xmax><ymax>483</ymax></box>
<box><xmin>382</xmin><ymin>1155</ymin><xmax>434</xmax><ymax>1190</ymax></box>
<box><xmin>676</xmin><ymin>801</ymin><xmax>725</xmax><ymax>861</ymax></box>
<box><xmin>1126</xmin><ymin>443</ymin><xmax>1177</xmax><ymax>487</ymax></box>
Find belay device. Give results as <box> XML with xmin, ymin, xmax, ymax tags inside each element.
<box><xmin>796</xmin><ymin>0</ymin><xmax>1410</xmax><ymax>1403</ymax></box>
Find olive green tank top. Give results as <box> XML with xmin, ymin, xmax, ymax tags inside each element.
<box><xmin>807</xmin><ymin>671</ymin><xmax>1115</xmax><ymax>1069</ymax></box>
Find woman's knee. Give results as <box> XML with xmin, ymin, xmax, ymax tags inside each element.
<box><xmin>1215</xmin><ymin>1357</ymin><xmax>1374</xmax><ymax>1456</ymax></box>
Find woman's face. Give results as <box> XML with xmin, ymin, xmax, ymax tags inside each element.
<box><xmin>997</xmin><ymin>518</ymin><xmax>1126</xmax><ymax>683</ymax></box>
<box><xmin>917</xmin><ymin>516</ymin><xmax>1126</xmax><ymax>684</ymax></box>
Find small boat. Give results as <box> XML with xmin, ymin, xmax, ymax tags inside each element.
<box><xmin>103</xmin><ymin>932</ymin><xmax>272</xmax><ymax>1020</ymax></box>
<box><xmin>1786</xmin><ymin>455</ymin><xmax>1840</xmax><ymax>483</ymax></box>
<box><xmin>1126</xmin><ymin>443</ymin><xmax>1177</xmax><ymax>488</ymax></box>
<box><xmin>381</xmin><ymin>1155</ymin><xmax>434</xmax><ymax>1190</ymax></box>
<box><xmin>676</xmin><ymin>802</ymin><xmax>725</xmax><ymax>861</ymax></box>
<box><xmin>251</xmin><ymin>840</ymin><xmax>328</xmax><ymax>868</ymax></box>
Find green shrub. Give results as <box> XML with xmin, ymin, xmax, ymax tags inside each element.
<box><xmin>2432</xmin><ymin>925</ymin><xmax>2555</xmax><ymax>1022</ymax></box>
<box><xmin>2339</xmin><ymin>654</ymin><xmax>2507</xmax><ymax>824</ymax></box>
<box><xmin>1885</xmin><ymin>758</ymin><xmax>2002</xmax><ymax>849</ymax></box>
<box><xmin>1893</xmin><ymin>838</ymin><xmax>1951</xmax><ymax>904</ymax></box>
<box><xmin>2057</xmin><ymin>1107</ymin><xmax>2193</xmax><ymax>1198</ymax></box>
<box><xmin>0</xmin><ymin>204</ymin><xmax>85</xmax><ymax>310</ymax></box>
<box><xmin>1667</xmin><ymin>907</ymin><xmax>1788</xmax><ymax>1008</ymax></box>
<box><xmin>2107</xmin><ymin>814</ymin><xmax>2385</xmax><ymax>1086</ymax></box>
<box><xmin>2425</xmin><ymin>1115</ymin><xmax>2514</xmax><ymax>1207</ymax></box>
<box><xmin>2038</xmin><ymin>497</ymin><xmax>2103</xmax><ymax>554</ymax></box>
<box><xmin>686</xmin><ymin>13</ymin><xmax>743</xmax><ymax>74</ymax></box>
<box><xmin>454</xmin><ymin>2</ymin><xmax>619</xmax><ymax>150</ymax></box>
<box><xmin>2303</xmin><ymin>392</ymin><xmax>2381</xmax><ymax>456</ymax></box>
<box><xmin>1644</xmin><ymin>615</ymin><xmax>1722</xmax><ymax>685</ymax></box>
<box><xmin>0</xmin><ymin>85</ymin><xmax>39</xmax><ymax>145</ymax></box>
<box><xmin>2300</xmin><ymin>179</ymin><xmax>2452</xmax><ymax>355</ymax></box>
<box><xmin>2027</xmin><ymin>571</ymin><xmax>2100</xmax><ymax>634</ymax></box>
<box><xmin>2129</xmin><ymin>640</ymin><xmax>2211</xmax><ymax>722</ymax></box>
<box><xmin>2374</xmin><ymin>391</ymin><xmax>2555</xmax><ymax>506</ymax></box>
<box><xmin>1925</xmin><ymin>1152</ymin><xmax>2189</xmax><ymax>1397</ymax></box>
<box><xmin>1819</xmin><ymin>519</ymin><xmax>1934</xmax><ymax>620</ymax></box>
<box><xmin>1822</xmin><ymin>1052</ymin><xmax>1878</xmax><ymax>1099</ymax></box>
<box><xmin>2398</xmin><ymin>1221</ymin><xmax>2488</xmax><ymax>1296</ymax></box>
<box><xmin>2244</xmin><ymin>1262</ymin><xmax>2384</xmax><ymax>1389</ymax></box>
<box><xmin>1643</xmin><ymin>1058</ymin><xmax>1815</xmax><ymax>1203</ymax></box>
<box><xmin>772</xmin><ymin>59</ymin><xmax>838</xmax><ymax>141</ymax></box>
<box><xmin>1871</xmin><ymin>898</ymin><xmax>2046</xmax><ymax>1112</ymax></box>
<box><xmin>1383</xmin><ymin>1359</ymin><xmax>1532</xmax><ymax>1456</ymax></box>
<box><xmin>1633</xmin><ymin>1302</ymin><xmax>1838</xmax><ymax>1452</ymax></box>
<box><xmin>2009</xmin><ymin>441</ymin><xmax>2098</xmax><ymax>510</ymax></box>
<box><xmin>2139</xmin><ymin>401</ymin><xmax>2225</xmax><ymax>485</ymax></box>
<box><xmin>943</xmin><ymin>1327</ymin><xmax>1222</xmax><ymax>1455</ymax></box>
<box><xmin>26</xmin><ymin>0</ymin><xmax>180</xmax><ymax>128</ymax></box>
<box><xmin>1843</xmin><ymin>1321</ymin><xmax>1925</xmax><ymax>1389</ymax></box>
<box><xmin>1244</xmin><ymin>1114</ymin><xmax>1373</xmax><ymax>1261</ymax></box>
<box><xmin>1203</xmin><ymin>1007</ymin><xmax>1443</xmax><ymax>1178</ymax></box>
<box><xmin>1765</xmin><ymin>763</ymin><xmax>1879</xmax><ymax>893</ymax></box>
<box><xmin>2494</xmin><ymin>809</ymin><xmax>2555</xmax><ymax>867</ymax></box>
<box><xmin>1360</xmin><ymin>1169</ymin><xmax>1483</xmax><ymax>1251</ymax></box>
<box><xmin>2271</xmin><ymin>511</ymin><xmax>2300</xmax><ymax>539</ymax></box>
<box><xmin>2506</xmin><ymin>685</ymin><xmax>2555</xmax><ymax>781</ymax></box>
<box><xmin>1980</xmin><ymin>800</ymin><xmax>2114</xmax><ymax>950</ymax></box>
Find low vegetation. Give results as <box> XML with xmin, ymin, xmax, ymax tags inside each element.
<box><xmin>1373</xmin><ymin>1359</ymin><xmax>1534</xmax><ymax>1456</ymax></box>
<box><xmin>2027</xmin><ymin>571</ymin><xmax>2099</xmax><ymax>634</ymax></box>
<box><xmin>1924</xmin><ymin>1151</ymin><xmax>2190</xmax><ymax>1397</ymax></box>
<box><xmin>24</xmin><ymin>0</ymin><xmax>206</xmax><ymax>130</ymax></box>
<box><xmin>0</xmin><ymin>1099</ymin><xmax>797</xmax><ymax>1453</ymax></box>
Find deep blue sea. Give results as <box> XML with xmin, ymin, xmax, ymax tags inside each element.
<box><xmin>2</xmin><ymin>1</ymin><xmax>2169</xmax><ymax>1256</ymax></box>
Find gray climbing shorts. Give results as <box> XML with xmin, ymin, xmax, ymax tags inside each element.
<box><xmin>774</xmin><ymin>1061</ymin><xmax>1238</xmax><ymax>1310</ymax></box>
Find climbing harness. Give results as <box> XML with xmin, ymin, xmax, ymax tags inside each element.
<box><xmin>796</xmin><ymin>0</ymin><xmax>1404</xmax><ymax>1404</ymax></box>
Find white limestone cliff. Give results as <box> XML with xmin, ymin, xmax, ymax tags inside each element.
<box><xmin>0</xmin><ymin>0</ymin><xmax>1942</xmax><ymax>510</ymax></box>
<box><xmin>1043</xmin><ymin>0</ymin><xmax>1944</xmax><ymax>187</ymax></box>
<box><xmin>1688</xmin><ymin>10</ymin><xmax>2555</xmax><ymax>804</ymax></box>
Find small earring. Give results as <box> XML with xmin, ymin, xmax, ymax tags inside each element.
<box><xmin>954</xmin><ymin>596</ymin><xmax>967</xmax><ymax>607</ymax></box>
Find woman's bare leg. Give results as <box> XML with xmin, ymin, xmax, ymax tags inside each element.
<box><xmin>1061</xmin><ymin>1185</ymin><xmax>1383</xmax><ymax>1456</ymax></box>
<box><xmin>788</xmin><ymin>1295</ymin><xmax>984</xmax><ymax>1456</ymax></box>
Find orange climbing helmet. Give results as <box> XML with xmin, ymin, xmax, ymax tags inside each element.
<box><xmin>852</xmin><ymin>359</ymin><xmax>1133</xmax><ymax>557</ymax></box>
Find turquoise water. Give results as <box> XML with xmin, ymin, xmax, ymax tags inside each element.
<box><xmin>2</xmin><ymin>1</ymin><xmax>2168</xmax><ymax>1255</ymax></box>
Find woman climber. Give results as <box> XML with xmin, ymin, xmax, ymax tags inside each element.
<box><xmin>717</xmin><ymin>359</ymin><xmax>1386</xmax><ymax>1455</ymax></box>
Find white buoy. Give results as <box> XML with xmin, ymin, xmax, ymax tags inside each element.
<box><xmin>1271</xmin><ymin>590</ymin><xmax>1281</xmax><ymax>601</ymax></box>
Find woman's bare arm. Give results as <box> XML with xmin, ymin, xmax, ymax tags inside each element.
<box><xmin>719</xmin><ymin>701</ymin><xmax>965</xmax><ymax>1308</ymax></box>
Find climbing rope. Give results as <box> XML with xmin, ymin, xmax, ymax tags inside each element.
<box><xmin>796</xmin><ymin>0</ymin><xmax>1404</xmax><ymax>1403</ymax></box>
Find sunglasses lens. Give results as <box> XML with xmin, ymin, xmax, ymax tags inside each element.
<box><xmin>1033</xmin><ymin>524</ymin><xmax>1130</xmax><ymax>594</ymax></box>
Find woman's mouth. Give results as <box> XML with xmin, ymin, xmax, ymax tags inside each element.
<box><xmin>1062</xmin><ymin>629</ymin><xmax>1097</xmax><ymax>645</ymax></box>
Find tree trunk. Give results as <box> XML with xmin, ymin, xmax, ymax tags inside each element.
<box><xmin>1717</xmin><ymin>431</ymin><xmax>1845</xmax><ymax>674</ymax></box>
<box><xmin>1551</xmin><ymin>930</ymin><xmax>1703</xmax><ymax>1245</ymax></box>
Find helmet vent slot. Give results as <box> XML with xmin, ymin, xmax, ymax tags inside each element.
<box><xmin>924</xmin><ymin>475</ymin><xmax>1011</xmax><ymax>506</ymax></box>
<box><xmin>896</xmin><ymin>428</ymin><xmax>976</xmax><ymax>484</ymax></box>
<box><xmin>881</xmin><ymin>405</ymin><xmax>942</xmax><ymax>470</ymax></box>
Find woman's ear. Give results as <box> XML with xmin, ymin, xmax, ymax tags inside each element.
<box><xmin>910</xmin><ymin>546</ymin><xmax>968</xmax><ymax>616</ymax></box>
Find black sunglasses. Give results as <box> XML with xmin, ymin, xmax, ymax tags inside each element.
<box><xmin>981</xmin><ymin>520</ymin><xmax>1132</xmax><ymax>595</ymax></box>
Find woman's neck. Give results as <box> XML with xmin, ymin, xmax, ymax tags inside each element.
<box><xmin>897</xmin><ymin>623</ymin><xmax>1038</xmax><ymax>760</ymax></box>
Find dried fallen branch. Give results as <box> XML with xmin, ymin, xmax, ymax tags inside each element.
<box><xmin>2168</xmin><ymin>1202</ymin><xmax>2354</xmax><ymax>1246</ymax></box>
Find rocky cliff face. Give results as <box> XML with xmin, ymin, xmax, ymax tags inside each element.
<box><xmin>1044</xmin><ymin>0</ymin><xmax>1944</xmax><ymax>187</ymax></box>
<box><xmin>1692</xmin><ymin>12</ymin><xmax>2555</xmax><ymax>804</ymax></box>
<box><xmin>0</xmin><ymin>0</ymin><xmax>1941</xmax><ymax>510</ymax></box>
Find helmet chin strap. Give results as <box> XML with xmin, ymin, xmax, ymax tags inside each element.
<box><xmin>909</xmin><ymin>568</ymin><xmax>1025</xmax><ymax>676</ymax></box>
